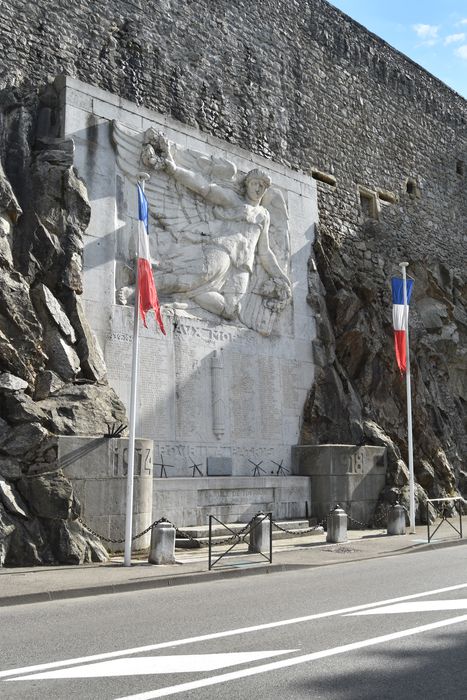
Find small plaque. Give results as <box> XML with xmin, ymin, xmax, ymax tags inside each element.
<box><xmin>207</xmin><ymin>457</ymin><xmax>233</xmax><ymax>476</ymax></box>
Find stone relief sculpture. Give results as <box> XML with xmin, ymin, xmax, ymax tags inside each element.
<box><xmin>113</xmin><ymin>123</ymin><xmax>292</xmax><ymax>335</ymax></box>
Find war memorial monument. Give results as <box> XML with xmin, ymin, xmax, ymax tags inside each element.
<box><xmin>0</xmin><ymin>0</ymin><xmax>465</xmax><ymax>564</ymax></box>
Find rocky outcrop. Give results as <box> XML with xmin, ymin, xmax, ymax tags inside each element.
<box><xmin>303</xmin><ymin>212</ymin><xmax>466</xmax><ymax>522</ymax></box>
<box><xmin>0</xmin><ymin>83</ymin><xmax>126</xmax><ymax>566</ymax></box>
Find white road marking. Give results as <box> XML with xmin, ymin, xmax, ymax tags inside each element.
<box><xmin>7</xmin><ymin>651</ymin><xmax>297</xmax><ymax>680</ymax></box>
<box><xmin>114</xmin><ymin>614</ymin><xmax>467</xmax><ymax>699</ymax></box>
<box><xmin>2</xmin><ymin>581</ymin><xmax>467</xmax><ymax>680</ymax></box>
<box><xmin>348</xmin><ymin>600</ymin><xmax>467</xmax><ymax>615</ymax></box>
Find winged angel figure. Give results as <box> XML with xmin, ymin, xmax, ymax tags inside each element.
<box><xmin>113</xmin><ymin>122</ymin><xmax>292</xmax><ymax>336</ymax></box>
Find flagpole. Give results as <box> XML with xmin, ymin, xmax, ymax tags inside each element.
<box><xmin>400</xmin><ymin>261</ymin><xmax>416</xmax><ymax>534</ymax></box>
<box><xmin>124</xmin><ymin>173</ymin><xmax>149</xmax><ymax>567</ymax></box>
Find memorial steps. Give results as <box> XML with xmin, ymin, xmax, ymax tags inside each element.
<box><xmin>175</xmin><ymin>519</ymin><xmax>321</xmax><ymax>548</ymax></box>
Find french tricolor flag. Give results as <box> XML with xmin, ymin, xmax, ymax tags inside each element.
<box><xmin>391</xmin><ymin>277</ymin><xmax>413</xmax><ymax>373</ymax></box>
<box><xmin>137</xmin><ymin>183</ymin><xmax>166</xmax><ymax>334</ymax></box>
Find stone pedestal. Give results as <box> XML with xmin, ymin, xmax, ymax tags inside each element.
<box><xmin>152</xmin><ymin>476</ymin><xmax>311</xmax><ymax>527</ymax></box>
<box><xmin>326</xmin><ymin>505</ymin><xmax>348</xmax><ymax>543</ymax></box>
<box><xmin>58</xmin><ymin>435</ymin><xmax>153</xmax><ymax>552</ymax></box>
<box><xmin>248</xmin><ymin>514</ymin><xmax>271</xmax><ymax>554</ymax></box>
<box><xmin>293</xmin><ymin>444</ymin><xmax>387</xmax><ymax>525</ymax></box>
<box><xmin>148</xmin><ymin>521</ymin><xmax>176</xmax><ymax>564</ymax></box>
<box><xmin>387</xmin><ymin>504</ymin><xmax>407</xmax><ymax>535</ymax></box>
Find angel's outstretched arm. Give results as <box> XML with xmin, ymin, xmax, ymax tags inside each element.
<box><xmin>165</xmin><ymin>149</ymin><xmax>237</xmax><ymax>208</ymax></box>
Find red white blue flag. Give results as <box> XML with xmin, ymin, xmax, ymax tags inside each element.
<box><xmin>137</xmin><ymin>183</ymin><xmax>166</xmax><ymax>334</ymax></box>
<box><xmin>391</xmin><ymin>277</ymin><xmax>413</xmax><ymax>373</ymax></box>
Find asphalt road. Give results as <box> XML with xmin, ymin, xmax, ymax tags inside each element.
<box><xmin>1</xmin><ymin>546</ymin><xmax>467</xmax><ymax>699</ymax></box>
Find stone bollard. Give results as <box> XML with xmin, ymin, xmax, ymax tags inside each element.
<box><xmin>148</xmin><ymin>521</ymin><xmax>176</xmax><ymax>565</ymax></box>
<box><xmin>248</xmin><ymin>514</ymin><xmax>271</xmax><ymax>554</ymax></box>
<box><xmin>326</xmin><ymin>505</ymin><xmax>347</xmax><ymax>543</ymax></box>
<box><xmin>387</xmin><ymin>504</ymin><xmax>406</xmax><ymax>535</ymax></box>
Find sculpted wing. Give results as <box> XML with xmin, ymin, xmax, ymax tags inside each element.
<box><xmin>262</xmin><ymin>187</ymin><xmax>290</xmax><ymax>270</ymax></box>
<box><xmin>239</xmin><ymin>187</ymin><xmax>291</xmax><ymax>336</ymax></box>
<box><xmin>112</xmin><ymin>121</ymin><xmax>211</xmax><ymax>242</ymax></box>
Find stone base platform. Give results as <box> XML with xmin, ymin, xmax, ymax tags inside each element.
<box><xmin>152</xmin><ymin>476</ymin><xmax>312</xmax><ymax>528</ymax></box>
<box><xmin>292</xmin><ymin>444</ymin><xmax>387</xmax><ymax>525</ymax></box>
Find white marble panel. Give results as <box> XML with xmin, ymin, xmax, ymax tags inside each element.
<box><xmin>64</xmin><ymin>77</ymin><xmax>318</xmax><ymax>479</ymax></box>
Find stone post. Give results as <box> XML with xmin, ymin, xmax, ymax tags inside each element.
<box><xmin>248</xmin><ymin>514</ymin><xmax>271</xmax><ymax>554</ymax></box>
<box><xmin>387</xmin><ymin>504</ymin><xmax>407</xmax><ymax>535</ymax></box>
<box><xmin>148</xmin><ymin>521</ymin><xmax>176</xmax><ymax>564</ymax></box>
<box><xmin>326</xmin><ymin>505</ymin><xmax>347</xmax><ymax>543</ymax></box>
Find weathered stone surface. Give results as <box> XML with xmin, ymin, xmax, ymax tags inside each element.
<box><xmin>17</xmin><ymin>471</ymin><xmax>79</xmax><ymax>520</ymax></box>
<box><xmin>29</xmin><ymin>219</ymin><xmax>64</xmax><ymax>284</ymax></box>
<box><xmin>0</xmin><ymin>91</ymin><xmax>125</xmax><ymax>566</ymax></box>
<box><xmin>2</xmin><ymin>517</ymin><xmax>52</xmax><ymax>567</ymax></box>
<box><xmin>0</xmin><ymin>392</ymin><xmax>48</xmax><ymax>425</ymax></box>
<box><xmin>43</xmin><ymin>328</ymin><xmax>80</xmax><ymax>380</ymax></box>
<box><xmin>0</xmin><ymin>456</ymin><xmax>22</xmax><ymax>479</ymax></box>
<box><xmin>40</xmin><ymin>383</ymin><xmax>127</xmax><ymax>436</ymax></box>
<box><xmin>0</xmin><ymin>422</ymin><xmax>49</xmax><ymax>459</ymax></box>
<box><xmin>34</xmin><ymin>370</ymin><xmax>64</xmax><ymax>400</ymax></box>
<box><xmin>0</xmin><ymin>328</ymin><xmax>36</xmax><ymax>385</ymax></box>
<box><xmin>0</xmin><ymin>373</ymin><xmax>28</xmax><ymax>392</ymax></box>
<box><xmin>0</xmin><ymin>269</ymin><xmax>45</xmax><ymax>379</ymax></box>
<box><xmin>40</xmin><ymin>519</ymin><xmax>108</xmax><ymax>564</ymax></box>
<box><xmin>31</xmin><ymin>283</ymin><xmax>76</xmax><ymax>343</ymax></box>
<box><xmin>0</xmin><ymin>503</ymin><xmax>15</xmax><ymax>566</ymax></box>
<box><xmin>67</xmin><ymin>295</ymin><xmax>107</xmax><ymax>381</ymax></box>
<box><xmin>0</xmin><ymin>478</ymin><xmax>28</xmax><ymax>518</ymax></box>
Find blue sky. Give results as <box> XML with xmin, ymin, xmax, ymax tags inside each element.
<box><xmin>328</xmin><ymin>0</ymin><xmax>467</xmax><ymax>98</ymax></box>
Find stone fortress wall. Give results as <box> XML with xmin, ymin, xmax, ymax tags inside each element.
<box><xmin>0</xmin><ymin>0</ymin><xmax>466</xmax><ymax>527</ymax></box>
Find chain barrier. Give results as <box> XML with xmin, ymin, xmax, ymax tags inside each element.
<box><xmin>78</xmin><ymin>514</ymin><xmax>262</xmax><ymax>549</ymax></box>
<box><xmin>79</xmin><ymin>504</ymin><xmax>400</xmax><ymax>549</ymax></box>
<box><xmin>345</xmin><ymin>503</ymin><xmax>400</xmax><ymax>530</ymax></box>
<box><xmin>78</xmin><ymin>517</ymin><xmax>168</xmax><ymax>545</ymax></box>
<box><xmin>272</xmin><ymin>520</ymin><xmax>325</xmax><ymax>535</ymax></box>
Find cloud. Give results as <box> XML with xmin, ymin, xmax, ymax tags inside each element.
<box><xmin>455</xmin><ymin>45</ymin><xmax>467</xmax><ymax>59</ymax></box>
<box><xmin>445</xmin><ymin>33</ymin><xmax>465</xmax><ymax>45</ymax></box>
<box><xmin>413</xmin><ymin>23</ymin><xmax>439</xmax><ymax>39</ymax></box>
<box><xmin>459</xmin><ymin>19</ymin><xmax>467</xmax><ymax>25</ymax></box>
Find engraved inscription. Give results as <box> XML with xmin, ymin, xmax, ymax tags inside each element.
<box><xmin>346</xmin><ymin>451</ymin><xmax>365</xmax><ymax>475</ymax></box>
<box><xmin>258</xmin><ymin>355</ymin><xmax>281</xmax><ymax>440</ymax></box>
<box><xmin>230</xmin><ymin>352</ymin><xmax>257</xmax><ymax>440</ymax></box>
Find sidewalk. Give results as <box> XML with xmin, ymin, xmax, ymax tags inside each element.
<box><xmin>1</xmin><ymin>527</ymin><xmax>466</xmax><ymax>607</ymax></box>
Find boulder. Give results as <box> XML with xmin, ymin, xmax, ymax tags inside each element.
<box><xmin>67</xmin><ymin>294</ymin><xmax>107</xmax><ymax>381</ymax></box>
<box><xmin>0</xmin><ymin>269</ymin><xmax>46</xmax><ymax>374</ymax></box>
<box><xmin>34</xmin><ymin>369</ymin><xmax>64</xmax><ymax>400</ymax></box>
<box><xmin>17</xmin><ymin>471</ymin><xmax>79</xmax><ymax>520</ymax></box>
<box><xmin>0</xmin><ymin>502</ymin><xmax>15</xmax><ymax>566</ymax></box>
<box><xmin>41</xmin><ymin>519</ymin><xmax>108</xmax><ymax>565</ymax></box>
<box><xmin>0</xmin><ymin>392</ymin><xmax>48</xmax><ymax>425</ymax></box>
<box><xmin>43</xmin><ymin>328</ymin><xmax>80</xmax><ymax>380</ymax></box>
<box><xmin>40</xmin><ymin>383</ymin><xmax>126</xmax><ymax>436</ymax></box>
<box><xmin>0</xmin><ymin>456</ymin><xmax>22</xmax><ymax>479</ymax></box>
<box><xmin>2</xmin><ymin>517</ymin><xmax>52</xmax><ymax>567</ymax></box>
<box><xmin>31</xmin><ymin>283</ymin><xmax>76</xmax><ymax>343</ymax></box>
<box><xmin>0</xmin><ymin>478</ymin><xmax>28</xmax><ymax>518</ymax></box>
<box><xmin>0</xmin><ymin>328</ymin><xmax>36</xmax><ymax>385</ymax></box>
<box><xmin>0</xmin><ymin>422</ymin><xmax>49</xmax><ymax>458</ymax></box>
<box><xmin>0</xmin><ymin>373</ymin><xmax>29</xmax><ymax>392</ymax></box>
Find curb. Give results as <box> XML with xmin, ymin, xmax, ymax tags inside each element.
<box><xmin>0</xmin><ymin>562</ymin><xmax>305</xmax><ymax>607</ymax></box>
<box><xmin>1</xmin><ymin>537</ymin><xmax>466</xmax><ymax>608</ymax></box>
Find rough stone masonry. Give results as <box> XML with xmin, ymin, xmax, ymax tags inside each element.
<box><xmin>0</xmin><ymin>0</ymin><xmax>465</xmax><ymax>563</ymax></box>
